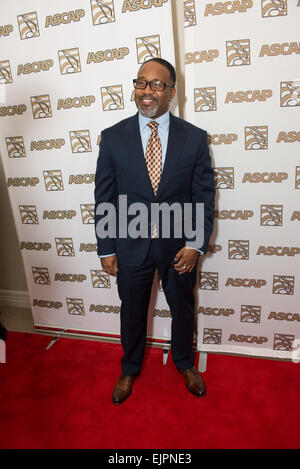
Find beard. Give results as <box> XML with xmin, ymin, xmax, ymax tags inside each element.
<box><xmin>135</xmin><ymin>95</ymin><xmax>159</xmax><ymax>118</ymax></box>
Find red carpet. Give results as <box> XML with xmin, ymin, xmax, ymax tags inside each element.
<box><xmin>0</xmin><ymin>331</ymin><xmax>299</xmax><ymax>449</ymax></box>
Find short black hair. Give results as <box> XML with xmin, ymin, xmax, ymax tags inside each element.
<box><xmin>140</xmin><ymin>58</ymin><xmax>176</xmax><ymax>87</ymax></box>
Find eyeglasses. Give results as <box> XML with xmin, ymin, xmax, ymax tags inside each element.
<box><xmin>133</xmin><ymin>78</ymin><xmax>173</xmax><ymax>91</ymax></box>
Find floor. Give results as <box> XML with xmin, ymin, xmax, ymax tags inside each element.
<box><xmin>1</xmin><ymin>329</ymin><xmax>299</xmax><ymax>449</ymax></box>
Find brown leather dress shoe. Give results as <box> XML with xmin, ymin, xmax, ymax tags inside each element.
<box><xmin>112</xmin><ymin>373</ymin><xmax>137</xmax><ymax>405</ymax></box>
<box><xmin>177</xmin><ymin>366</ymin><xmax>206</xmax><ymax>397</ymax></box>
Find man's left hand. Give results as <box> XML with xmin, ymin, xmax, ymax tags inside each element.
<box><xmin>174</xmin><ymin>247</ymin><xmax>200</xmax><ymax>275</ymax></box>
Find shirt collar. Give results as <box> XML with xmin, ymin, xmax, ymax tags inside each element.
<box><xmin>139</xmin><ymin>110</ymin><xmax>170</xmax><ymax>132</ymax></box>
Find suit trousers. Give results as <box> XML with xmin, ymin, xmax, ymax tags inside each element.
<box><xmin>116</xmin><ymin>239</ymin><xmax>197</xmax><ymax>376</ymax></box>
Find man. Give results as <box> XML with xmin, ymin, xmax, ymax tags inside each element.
<box><xmin>94</xmin><ymin>58</ymin><xmax>215</xmax><ymax>404</ymax></box>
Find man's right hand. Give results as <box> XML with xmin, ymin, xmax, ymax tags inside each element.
<box><xmin>101</xmin><ymin>255</ymin><xmax>118</xmax><ymax>277</ymax></box>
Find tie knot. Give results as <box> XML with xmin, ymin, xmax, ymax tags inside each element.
<box><xmin>148</xmin><ymin>121</ymin><xmax>159</xmax><ymax>133</ymax></box>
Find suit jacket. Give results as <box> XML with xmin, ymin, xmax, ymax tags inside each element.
<box><xmin>94</xmin><ymin>112</ymin><xmax>215</xmax><ymax>266</ymax></box>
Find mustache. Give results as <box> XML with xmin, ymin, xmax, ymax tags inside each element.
<box><xmin>138</xmin><ymin>94</ymin><xmax>158</xmax><ymax>102</ymax></box>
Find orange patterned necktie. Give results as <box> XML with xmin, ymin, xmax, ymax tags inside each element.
<box><xmin>145</xmin><ymin>121</ymin><xmax>162</xmax><ymax>195</ymax></box>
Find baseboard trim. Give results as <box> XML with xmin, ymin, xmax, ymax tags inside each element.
<box><xmin>0</xmin><ymin>290</ymin><xmax>30</xmax><ymax>309</ymax></box>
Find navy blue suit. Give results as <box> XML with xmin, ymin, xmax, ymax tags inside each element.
<box><xmin>94</xmin><ymin>112</ymin><xmax>215</xmax><ymax>375</ymax></box>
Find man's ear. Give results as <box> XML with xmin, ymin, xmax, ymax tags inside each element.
<box><xmin>170</xmin><ymin>87</ymin><xmax>176</xmax><ymax>101</ymax></box>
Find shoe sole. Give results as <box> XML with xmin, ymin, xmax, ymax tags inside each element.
<box><xmin>186</xmin><ymin>385</ymin><xmax>206</xmax><ymax>398</ymax></box>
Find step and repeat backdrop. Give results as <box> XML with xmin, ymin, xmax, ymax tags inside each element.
<box><xmin>0</xmin><ymin>0</ymin><xmax>177</xmax><ymax>340</ymax></box>
<box><xmin>184</xmin><ymin>0</ymin><xmax>300</xmax><ymax>359</ymax></box>
<box><xmin>1</xmin><ymin>0</ymin><xmax>299</xmax><ymax>361</ymax></box>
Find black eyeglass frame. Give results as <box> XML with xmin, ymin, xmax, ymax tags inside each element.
<box><xmin>133</xmin><ymin>78</ymin><xmax>174</xmax><ymax>91</ymax></box>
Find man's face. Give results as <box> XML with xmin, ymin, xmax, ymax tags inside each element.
<box><xmin>134</xmin><ymin>61</ymin><xmax>176</xmax><ymax>119</ymax></box>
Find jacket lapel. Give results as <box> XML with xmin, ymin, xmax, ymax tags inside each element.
<box><xmin>123</xmin><ymin>113</ymin><xmax>154</xmax><ymax>197</ymax></box>
<box><xmin>156</xmin><ymin>113</ymin><xmax>186</xmax><ymax>198</ymax></box>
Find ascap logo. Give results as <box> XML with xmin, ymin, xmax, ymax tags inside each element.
<box><xmin>291</xmin><ymin>211</ymin><xmax>300</xmax><ymax>221</ymax></box>
<box><xmin>43</xmin><ymin>210</ymin><xmax>76</xmax><ymax>220</ymax></box>
<box><xmin>198</xmin><ymin>307</ymin><xmax>234</xmax><ymax>317</ymax></box>
<box><xmin>17</xmin><ymin>60</ymin><xmax>53</xmax><ymax>75</ymax></box>
<box><xmin>30</xmin><ymin>139</ymin><xmax>65</xmax><ymax>151</ymax></box>
<box><xmin>70</xmin><ymin>130</ymin><xmax>92</xmax><ymax>153</ymax></box>
<box><xmin>31</xmin><ymin>94</ymin><xmax>52</xmax><ymax>119</ymax></box>
<box><xmin>185</xmin><ymin>50</ymin><xmax>219</xmax><ymax>64</ymax></box>
<box><xmin>199</xmin><ymin>272</ymin><xmax>218</xmax><ymax>290</ymax></box>
<box><xmin>259</xmin><ymin>42</ymin><xmax>300</xmax><ymax>57</ymax></box>
<box><xmin>207</xmin><ymin>244</ymin><xmax>222</xmax><ymax>254</ymax></box>
<box><xmin>229</xmin><ymin>334</ymin><xmax>267</xmax><ymax>344</ymax></box>
<box><xmin>240</xmin><ymin>305</ymin><xmax>261</xmax><ymax>323</ymax></box>
<box><xmin>245</xmin><ymin>126</ymin><xmax>268</xmax><ymax>150</ymax></box>
<box><xmin>45</xmin><ymin>9</ymin><xmax>85</xmax><ymax>27</ymax></box>
<box><xmin>0</xmin><ymin>24</ymin><xmax>13</xmax><ymax>37</ymax></box>
<box><xmin>280</xmin><ymin>81</ymin><xmax>300</xmax><ymax>107</ymax></box>
<box><xmin>273</xmin><ymin>275</ymin><xmax>295</xmax><ymax>295</ymax></box>
<box><xmin>214</xmin><ymin>167</ymin><xmax>234</xmax><ymax>189</ymax></box>
<box><xmin>7</xmin><ymin>177</ymin><xmax>39</xmax><ymax>187</ymax></box>
<box><xmin>122</xmin><ymin>0</ymin><xmax>168</xmax><ymax>13</ymax></box>
<box><xmin>296</xmin><ymin>167</ymin><xmax>300</xmax><ymax>188</ymax></box>
<box><xmin>226</xmin><ymin>39</ymin><xmax>250</xmax><ymax>66</ymax></box>
<box><xmin>43</xmin><ymin>170</ymin><xmax>64</xmax><ymax>191</ymax></box>
<box><xmin>90</xmin><ymin>0</ymin><xmax>115</xmax><ymax>25</ymax></box>
<box><xmin>0</xmin><ymin>105</ymin><xmax>27</xmax><ymax>117</ymax></box>
<box><xmin>79</xmin><ymin>243</ymin><xmax>97</xmax><ymax>252</ymax></box>
<box><xmin>19</xmin><ymin>205</ymin><xmax>39</xmax><ymax>224</ymax></box>
<box><xmin>260</xmin><ymin>205</ymin><xmax>283</xmax><ymax>226</ymax></box>
<box><xmin>33</xmin><ymin>299</ymin><xmax>62</xmax><ymax>309</ymax></box>
<box><xmin>184</xmin><ymin>0</ymin><xmax>197</xmax><ymax>27</ymax></box>
<box><xmin>21</xmin><ymin>242</ymin><xmax>51</xmax><ymax>251</ymax></box>
<box><xmin>91</xmin><ymin>270</ymin><xmax>111</xmax><ymax>288</ymax></box>
<box><xmin>0</xmin><ymin>60</ymin><xmax>13</xmax><ymax>84</ymax></box>
<box><xmin>55</xmin><ymin>273</ymin><xmax>86</xmax><ymax>282</ymax></box>
<box><xmin>277</xmin><ymin>131</ymin><xmax>300</xmax><ymax>143</ymax></box>
<box><xmin>101</xmin><ymin>86</ymin><xmax>124</xmax><ymax>111</ymax></box>
<box><xmin>204</xmin><ymin>1</ymin><xmax>253</xmax><ymax>15</ymax></box>
<box><xmin>67</xmin><ymin>298</ymin><xmax>85</xmax><ymax>316</ymax></box>
<box><xmin>228</xmin><ymin>240</ymin><xmax>249</xmax><ymax>260</ymax></box>
<box><xmin>273</xmin><ymin>334</ymin><xmax>294</xmax><ymax>352</ymax></box>
<box><xmin>226</xmin><ymin>278</ymin><xmax>266</xmax><ymax>288</ymax></box>
<box><xmin>214</xmin><ymin>210</ymin><xmax>253</xmax><ymax>220</ymax></box>
<box><xmin>80</xmin><ymin>204</ymin><xmax>95</xmax><ymax>224</ymax></box>
<box><xmin>58</xmin><ymin>48</ymin><xmax>81</xmax><ymax>74</ymax></box>
<box><xmin>87</xmin><ymin>48</ymin><xmax>129</xmax><ymax>64</ymax></box>
<box><xmin>208</xmin><ymin>134</ymin><xmax>237</xmax><ymax>145</ymax></box>
<box><xmin>203</xmin><ymin>328</ymin><xmax>222</xmax><ymax>345</ymax></box>
<box><xmin>57</xmin><ymin>95</ymin><xmax>95</xmax><ymax>110</ymax></box>
<box><xmin>90</xmin><ymin>304</ymin><xmax>120</xmax><ymax>313</ymax></box>
<box><xmin>261</xmin><ymin>0</ymin><xmax>287</xmax><ymax>18</ymax></box>
<box><xmin>153</xmin><ymin>309</ymin><xmax>171</xmax><ymax>318</ymax></box>
<box><xmin>257</xmin><ymin>246</ymin><xmax>300</xmax><ymax>257</ymax></box>
<box><xmin>136</xmin><ymin>35</ymin><xmax>161</xmax><ymax>63</ymax></box>
<box><xmin>268</xmin><ymin>312</ymin><xmax>300</xmax><ymax>322</ymax></box>
<box><xmin>17</xmin><ymin>12</ymin><xmax>40</xmax><ymax>40</ymax></box>
<box><xmin>55</xmin><ymin>238</ymin><xmax>75</xmax><ymax>256</ymax></box>
<box><xmin>69</xmin><ymin>174</ymin><xmax>95</xmax><ymax>184</ymax></box>
<box><xmin>194</xmin><ymin>87</ymin><xmax>217</xmax><ymax>112</ymax></box>
<box><xmin>32</xmin><ymin>267</ymin><xmax>51</xmax><ymax>285</ymax></box>
<box><xmin>225</xmin><ymin>89</ymin><xmax>272</xmax><ymax>103</ymax></box>
<box><xmin>242</xmin><ymin>172</ymin><xmax>287</xmax><ymax>183</ymax></box>
<box><xmin>6</xmin><ymin>137</ymin><xmax>26</xmax><ymax>158</ymax></box>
